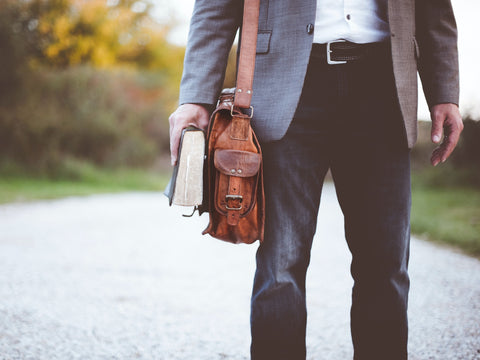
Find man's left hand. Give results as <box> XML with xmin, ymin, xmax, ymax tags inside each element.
<box><xmin>430</xmin><ymin>103</ymin><xmax>463</xmax><ymax>166</ymax></box>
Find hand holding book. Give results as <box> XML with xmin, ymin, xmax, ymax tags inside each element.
<box><xmin>168</xmin><ymin>104</ymin><xmax>210</xmax><ymax>166</ymax></box>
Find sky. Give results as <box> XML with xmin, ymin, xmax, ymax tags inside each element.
<box><xmin>155</xmin><ymin>0</ymin><xmax>479</xmax><ymax>120</ymax></box>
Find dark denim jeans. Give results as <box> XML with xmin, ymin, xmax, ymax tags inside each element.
<box><xmin>250</xmin><ymin>47</ymin><xmax>411</xmax><ymax>360</ymax></box>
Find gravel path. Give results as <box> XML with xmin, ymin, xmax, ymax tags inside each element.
<box><xmin>0</xmin><ymin>183</ymin><xmax>479</xmax><ymax>360</ymax></box>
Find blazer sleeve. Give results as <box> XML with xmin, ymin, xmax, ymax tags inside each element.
<box><xmin>178</xmin><ymin>0</ymin><xmax>244</xmax><ymax>106</ymax></box>
<box><xmin>415</xmin><ymin>0</ymin><xmax>460</xmax><ymax>109</ymax></box>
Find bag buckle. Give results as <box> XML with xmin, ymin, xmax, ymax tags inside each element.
<box><xmin>231</xmin><ymin>104</ymin><xmax>254</xmax><ymax>118</ymax></box>
<box><xmin>327</xmin><ymin>40</ymin><xmax>347</xmax><ymax>65</ymax></box>
<box><xmin>225</xmin><ymin>194</ymin><xmax>243</xmax><ymax>210</ymax></box>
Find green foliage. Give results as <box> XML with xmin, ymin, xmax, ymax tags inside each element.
<box><xmin>0</xmin><ymin>163</ymin><xmax>169</xmax><ymax>204</ymax></box>
<box><xmin>450</xmin><ymin>117</ymin><xmax>480</xmax><ymax>173</ymax></box>
<box><xmin>411</xmin><ymin>184</ymin><xmax>480</xmax><ymax>257</ymax></box>
<box><xmin>0</xmin><ymin>66</ymin><xmax>171</xmax><ymax>176</ymax></box>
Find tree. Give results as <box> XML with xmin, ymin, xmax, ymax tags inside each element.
<box><xmin>0</xmin><ymin>0</ymin><xmax>184</xmax><ymax>76</ymax></box>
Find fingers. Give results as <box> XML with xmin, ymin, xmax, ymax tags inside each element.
<box><xmin>430</xmin><ymin>133</ymin><xmax>456</xmax><ymax>166</ymax></box>
<box><xmin>169</xmin><ymin>112</ymin><xmax>181</xmax><ymax>166</ymax></box>
<box><xmin>430</xmin><ymin>104</ymin><xmax>463</xmax><ymax>166</ymax></box>
<box><xmin>168</xmin><ymin>104</ymin><xmax>210</xmax><ymax>166</ymax></box>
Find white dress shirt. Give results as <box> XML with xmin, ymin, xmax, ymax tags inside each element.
<box><xmin>313</xmin><ymin>0</ymin><xmax>390</xmax><ymax>44</ymax></box>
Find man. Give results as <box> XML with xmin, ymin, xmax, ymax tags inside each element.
<box><xmin>169</xmin><ymin>0</ymin><xmax>463</xmax><ymax>359</ymax></box>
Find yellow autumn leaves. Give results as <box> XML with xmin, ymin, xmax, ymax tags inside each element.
<box><xmin>11</xmin><ymin>0</ymin><xmax>183</xmax><ymax>80</ymax></box>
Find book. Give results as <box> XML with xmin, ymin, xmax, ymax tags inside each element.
<box><xmin>164</xmin><ymin>126</ymin><xmax>205</xmax><ymax>207</ymax></box>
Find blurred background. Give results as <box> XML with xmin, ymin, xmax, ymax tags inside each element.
<box><xmin>0</xmin><ymin>0</ymin><xmax>478</xmax><ymax>257</ymax></box>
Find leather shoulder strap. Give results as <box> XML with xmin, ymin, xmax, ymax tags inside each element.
<box><xmin>233</xmin><ymin>0</ymin><xmax>260</xmax><ymax>110</ymax></box>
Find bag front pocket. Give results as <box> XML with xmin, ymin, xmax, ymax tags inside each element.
<box><xmin>213</xmin><ymin>149</ymin><xmax>261</xmax><ymax>220</ymax></box>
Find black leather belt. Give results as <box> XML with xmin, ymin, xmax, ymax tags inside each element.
<box><xmin>311</xmin><ymin>40</ymin><xmax>389</xmax><ymax>64</ymax></box>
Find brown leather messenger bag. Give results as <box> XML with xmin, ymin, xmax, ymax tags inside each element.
<box><xmin>201</xmin><ymin>0</ymin><xmax>264</xmax><ymax>244</ymax></box>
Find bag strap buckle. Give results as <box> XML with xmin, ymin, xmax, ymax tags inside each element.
<box><xmin>225</xmin><ymin>194</ymin><xmax>243</xmax><ymax>210</ymax></box>
<box><xmin>231</xmin><ymin>104</ymin><xmax>254</xmax><ymax>118</ymax></box>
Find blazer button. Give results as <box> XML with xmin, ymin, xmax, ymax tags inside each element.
<box><xmin>306</xmin><ymin>23</ymin><xmax>314</xmax><ymax>34</ymax></box>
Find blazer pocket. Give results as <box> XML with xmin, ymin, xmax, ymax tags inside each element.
<box><xmin>256</xmin><ymin>31</ymin><xmax>272</xmax><ymax>54</ymax></box>
<box><xmin>413</xmin><ymin>37</ymin><xmax>420</xmax><ymax>60</ymax></box>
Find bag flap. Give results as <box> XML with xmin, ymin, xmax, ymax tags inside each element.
<box><xmin>214</xmin><ymin>149</ymin><xmax>261</xmax><ymax>177</ymax></box>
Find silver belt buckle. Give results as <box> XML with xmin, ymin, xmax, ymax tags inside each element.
<box><xmin>327</xmin><ymin>39</ymin><xmax>347</xmax><ymax>65</ymax></box>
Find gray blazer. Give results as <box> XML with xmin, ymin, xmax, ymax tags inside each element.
<box><xmin>179</xmin><ymin>0</ymin><xmax>459</xmax><ymax>148</ymax></box>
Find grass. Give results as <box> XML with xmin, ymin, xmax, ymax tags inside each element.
<box><xmin>1</xmin><ymin>161</ymin><xmax>479</xmax><ymax>258</ymax></box>
<box><xmin>0</xmin><ymin>166</ymin><xmax>170</xmax><ymax>204</ymax></box>
<box><xmin>411</xmin><ymin>180</ymin><xmax>480</xmax><ymax>257</ymax></box>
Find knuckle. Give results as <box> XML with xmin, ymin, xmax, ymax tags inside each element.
<box><xmin>432</xmin><ymin>118</ymin><xmax>442</xmax><ymax>128</ymax></box>
<box><xmin>433</xmin><ymin>108</ymin><xmax>443</xmax><ymax>118</ymax></box>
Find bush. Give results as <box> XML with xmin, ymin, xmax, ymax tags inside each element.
<box><xmin>0</xmin><ymin>66</ymin><xmax>172</xmax><ymax>177</ymax></box>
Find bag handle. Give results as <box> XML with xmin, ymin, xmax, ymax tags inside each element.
<box><xmin>233</xmin><ymin>0</ymin><xmax>260</xmax><ymax>111</ymax></box>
